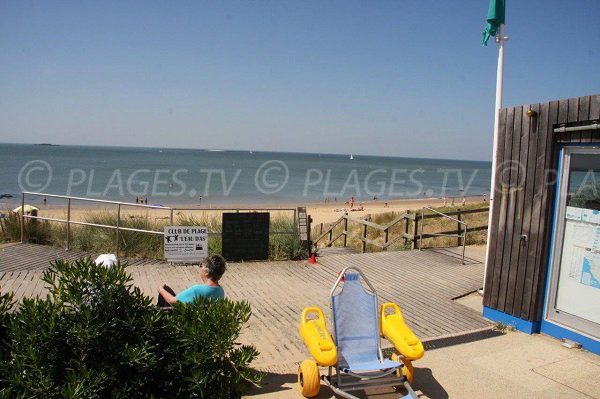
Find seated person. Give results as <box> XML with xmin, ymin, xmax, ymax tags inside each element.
<box><xmin>157</xmin><ymin>255</ymin><xmax>226</xmax><ymax>307</ymax></box>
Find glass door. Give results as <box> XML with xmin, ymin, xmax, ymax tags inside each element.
<box><xmin>546</xmin><ymin>147</ymin><xmax>600</xmax><ymax>339</ymax></box>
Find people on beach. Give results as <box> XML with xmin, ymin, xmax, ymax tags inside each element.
<box><xmin>157</xmin><ymin>255</ymin><xmax>227</xmax><ymax>307</ymax></box>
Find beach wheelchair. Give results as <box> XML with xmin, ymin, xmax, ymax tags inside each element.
<box><xmin>298</xmin><ymin>266</ymin><xmax>424</xmax><ymax>398</ymax></box>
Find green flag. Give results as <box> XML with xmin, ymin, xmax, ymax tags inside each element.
<box><xmin>482</xmin><ymin>0</ymin><xmax>505</xmax><ymax>46</ymax></box>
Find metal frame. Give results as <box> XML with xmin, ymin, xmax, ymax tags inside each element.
<box><xmin>420</xmin><ymin>206</ymin><xmax>468</xmax><ymax>264</ymax></box>
<box><xmin>545</xmin><ymin>146</ymin><xmax>600</xmax><ymax>339</ymax></box>
<box><xmin>324</xmin><ymin>266</ymin><xmax>418</xmax><ymax>399</ymax></box>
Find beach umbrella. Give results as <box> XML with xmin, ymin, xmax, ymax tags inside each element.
<box><xmin>12</xmin><ymin>204</ymin><xmax>39</xmax><ymax>213</ymax></box>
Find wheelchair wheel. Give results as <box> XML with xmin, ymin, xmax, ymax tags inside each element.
<box><xmin>391</xmin><ymin>352</ymin><xmax>414</xmax><ymax>384</ymax></box>
<box><xmin>298</xmin><ymin>359</ymin><xmax>320</xmax><ymax>398</ymax></box>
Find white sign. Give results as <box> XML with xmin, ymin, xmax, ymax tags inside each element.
<box><xmin>164</xmin><ymin>226</ymin><xmax>208</xmax><ymax>263</ymax></box>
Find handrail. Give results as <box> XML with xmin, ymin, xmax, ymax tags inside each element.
<box><xmin>312</xmin><ymin>214</ymin><xmax>346</xmax><ymax>244</ymax></box>
<box><xmin>17</xmin><ymin>192</ymin><xmax>299</xmax><ymax>257</ymax></box>
<box><xmin>313</xmin><ymin>211</ymin><xmax>414</xmax><ymax>252</ymax></box>
<box><xmin>420</xmin><ymin>206</ymin><xmax>468</xmax><ymax>264</ymax></box>
<box><xmin>311</xmin><ymin>206</ymin><xmax>488</xmax><ymax>260</ymax></box>
<box><xmin>20</xmin><ymin>192</ymin><xmax>175</xmax><ymax>257</ymax></box>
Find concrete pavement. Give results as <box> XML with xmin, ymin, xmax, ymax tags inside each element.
<box><xmin>246</xmin><ymin>294</ymin><xmax>600</xmax><ymax>399</ymax></box>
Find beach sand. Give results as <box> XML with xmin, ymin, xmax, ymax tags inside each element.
<box><xmin>31</xmin><ymin>196</ymin><xmax>487</xmax><ymax>227</ymax></box>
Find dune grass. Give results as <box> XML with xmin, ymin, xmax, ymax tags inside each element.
<box><xmin>1</xmin><ymin>209</ymin><xmax>303</xmax><ymax>261</ymax></box>
<box><xmin>312</xmin><ymin>202</ymin><xmax>489</xmax><ymax>253</ymax></box>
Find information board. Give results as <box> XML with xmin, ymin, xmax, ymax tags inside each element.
<box><xmin>164</xmin><ymin>226</ymin><xmax>208</xmax><ymax>263</ymax></box>
<box><xmin>222</xmin><ymin>213</ymin><xmax>270</xmax><ymax>261</ymax></box>
<box><xmin>556</xmin><ymin>208</ymin><xmax>600</xmax><ymax>325</ymax></box>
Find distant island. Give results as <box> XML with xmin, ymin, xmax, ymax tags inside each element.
<box><xmin>36</xmin><ymin>143</ymin><xmax>59</xmax><ymax>146</ymax></box>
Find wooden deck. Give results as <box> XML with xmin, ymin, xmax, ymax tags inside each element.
<box><xmin>0</xmin><ymin>243</ymin><xmax>490</xmax><ymax>369</ymax></box>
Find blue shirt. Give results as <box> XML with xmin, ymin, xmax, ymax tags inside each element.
<box><xmin>176</xmin><ymin>284</ymin><xmax>224</xmax><ymax>304</ymax></box>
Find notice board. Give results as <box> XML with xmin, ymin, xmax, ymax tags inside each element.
<box><xmin>222</xmin><ymin>212</ymin><xmax>270</xmax><ymax>261</ymax></box>
<box><xmin>163</xmin><ymin>226</ymin><xmax>208</xmax><ymax>263</ymax></box>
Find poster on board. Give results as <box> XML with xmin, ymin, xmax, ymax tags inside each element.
<box><xmin>556</xmin><ymin>215</ymin><xmax>600</xmax><ymax>325</ymax></box>
<box><xmin>164</xmin><ymin>226</ymin><xmax>208</xmax><ymax>263</ymax></box>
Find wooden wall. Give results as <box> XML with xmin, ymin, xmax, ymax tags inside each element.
<box><xmin>483</xmin><ymin>94</ymin><xmax>600</xmax><ymax>321</ymax></box>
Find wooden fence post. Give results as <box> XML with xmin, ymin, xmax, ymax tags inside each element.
<box><xmin>403</xmin><ymin>210</ymin><xmax>410</xmax><ymax>246</ymax></box>
<box><xmin>383</xmin><ymin>228</ymin><xmax>389</xmax><ymax>251</ymax></box>
<box><xmin>343</xmin><ymin>216</ymin><xmax>348</xmax><ymax>247</ymax></box>
<box><xmin>362</xmin><ymin>224</ymin><xmax>367</xmax><ymax>253</ymax></box>
<box><xmin>328</xmin><ymin>224</ymin><xmax>333</xmax><ymax>247</ymax></box>
<box><xmin>457</xmin><ymin>209</ymin><xmax>462</xmax><ymax>247</ymax></box>
<box><xmin>412</xmin><ymin>213</ymin><xmax>419</xmax><ymax>249</ymax></box>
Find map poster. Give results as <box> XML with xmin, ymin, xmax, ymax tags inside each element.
<box><xmin>556</xmin><ymin>219</ymin><xmax>600</xmax><ymax>325</ymax></box>
<box><xmin>164</xmin><ymin>226</ymin><xmax>208</xmax><ymax>263</ymax></box>
<box><xmin>581</xmin><ymin>254</ymin><xmax>600</xmax><ymax>290</ymax></box>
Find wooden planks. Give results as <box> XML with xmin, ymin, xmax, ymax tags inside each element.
<box><xmin>0</xmin><ymin>243</ymin><xmax>163</xmax><ymax>273</ymax></box>
<box><xmin>484</xmin><ymin>94</ymin><xmax>600</xmax><ymax>322</ymax></box>
<box><xmin>0</xmin><ymin>243</ymin><xmax>489</xmax><ymax>369</ymax></box>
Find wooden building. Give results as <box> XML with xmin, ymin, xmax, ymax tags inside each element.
<box><xmin>483</xmin><ymin>94</ymin><xmax>600</xmax><ymax>354</ymax></box>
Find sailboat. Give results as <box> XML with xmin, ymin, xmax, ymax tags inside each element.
<box><xmin>350</xmin><ymin>154</ymin><xmax>354</xmax><ymax>160</ymax></box>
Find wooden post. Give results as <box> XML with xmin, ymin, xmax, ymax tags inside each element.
<box><xmin>412</xmin><ymin>213</ymin><xmax>419</xmax><ymax>249</ymax></box>
<box><xmin>403</xmin><ymin>210</ymin><xmax>410</xmax><ymax>245</ymax></box>
<box><xmin>328</xmin><ymin>224</ymin><xmax>333</xmax><ymax>247</ymax></box>
<box><xmin>383</xmin><ymin>227</ymin><xmax>389</xmax><ymax>251</ymax></box>
<box><xmin>319</xmin><ymin>223</ymin><xmax>323</xmax><ymax>235</ymax></box>
<box><xmin>343</xmin><ymin>216</ymin><xmax>348</xmax><ymax>247</ymax></box>
<box><xmin>456</xmin><ymin>208</ymin><xmax>462</xmax><ymax>247</ymax></box>
<box><xmin>362</xmin><ymin>224</ymin><xmax>367</xmax><ymax>253</ymax></box>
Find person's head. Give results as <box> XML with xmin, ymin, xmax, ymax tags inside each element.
<box><xmin>200</xmin><ymin>255</ymin><xmax>227</xmax><ymax>282</ymax></box>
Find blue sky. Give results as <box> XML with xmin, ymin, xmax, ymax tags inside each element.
<box><xmin>1</xmin><ymin>0</ymin><xmax>599</xmax><ymax>161</ymax></box>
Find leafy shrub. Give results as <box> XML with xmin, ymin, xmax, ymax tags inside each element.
<box><xmin>0</xmin><ymin>258</ymin><xmax>262</xmax><ymax>398</ymax></box>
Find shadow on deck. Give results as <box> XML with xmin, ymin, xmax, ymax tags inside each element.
<box><xmin>0</xmin><ymin>243</ymin><xmax>490</xmax><ymax>372</ymax></box>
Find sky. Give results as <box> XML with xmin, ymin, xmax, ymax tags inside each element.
<box><xmin>1</xmin><ymin>0</ymin><xmax>599</xmax><ymax>161</ymax></box>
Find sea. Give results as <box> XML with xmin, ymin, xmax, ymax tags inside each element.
<box><xmin>0</xmin><ymin>143</ymin><xmax>491</xmax><ymax>208</ymax></box>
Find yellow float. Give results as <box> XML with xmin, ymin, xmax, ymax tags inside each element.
<box><xmin>298</xmin><ymin>306</ymin><xmax>337</xmax><ymax>367</ymax></box>
<box><xmin>380</xmin><ymin>302</ymin><xmax>424</xmax><ymax>360</ymax></box>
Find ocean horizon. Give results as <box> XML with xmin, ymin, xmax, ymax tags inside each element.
<box><xmin>0</xmin><ymin>142</ymin><xmax>491</xmax><ymax>208</ymax></box>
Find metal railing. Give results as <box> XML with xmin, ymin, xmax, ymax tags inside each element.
<box><xmin>20</xmin><ymin>192</ymin><xmax>174</xmax><ymax>257</ymax></box>
<box><xmin>420</xmin><ymin>206</ymin><xmax>467</xmax><ymax>264</ymax></box>
<box><xmin>18</xmin><ymin>192</ymin><xmax>299</xmax><ymax>257</ymax></box>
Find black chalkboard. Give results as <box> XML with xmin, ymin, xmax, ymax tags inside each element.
<box><xmin>222</xmin><ymin>212</ymin><xmax>270</xmax><ymax>261</ymax></box>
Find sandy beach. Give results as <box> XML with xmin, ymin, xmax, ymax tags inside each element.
<box><xmin>22</xmin><ymin>195</ymin><xmax>488</xmax><ymax>227</ymax></box>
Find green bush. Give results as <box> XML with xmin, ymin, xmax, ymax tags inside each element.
<box><xmin>0</xmin><ymin>258</ymin><xmax>262</xmax><ymax>398</ymax></box>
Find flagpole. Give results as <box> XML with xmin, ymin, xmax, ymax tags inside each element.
<box><xmin>482</xmin><ymin>23</ymin><xmax>505</xmax><ymax>294</ymax></box>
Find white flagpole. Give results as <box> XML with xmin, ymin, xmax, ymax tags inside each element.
<box><xmin>482</xmin><ymin>23</ymin><xmax>506</xmax><ymax>295</ymax></box>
